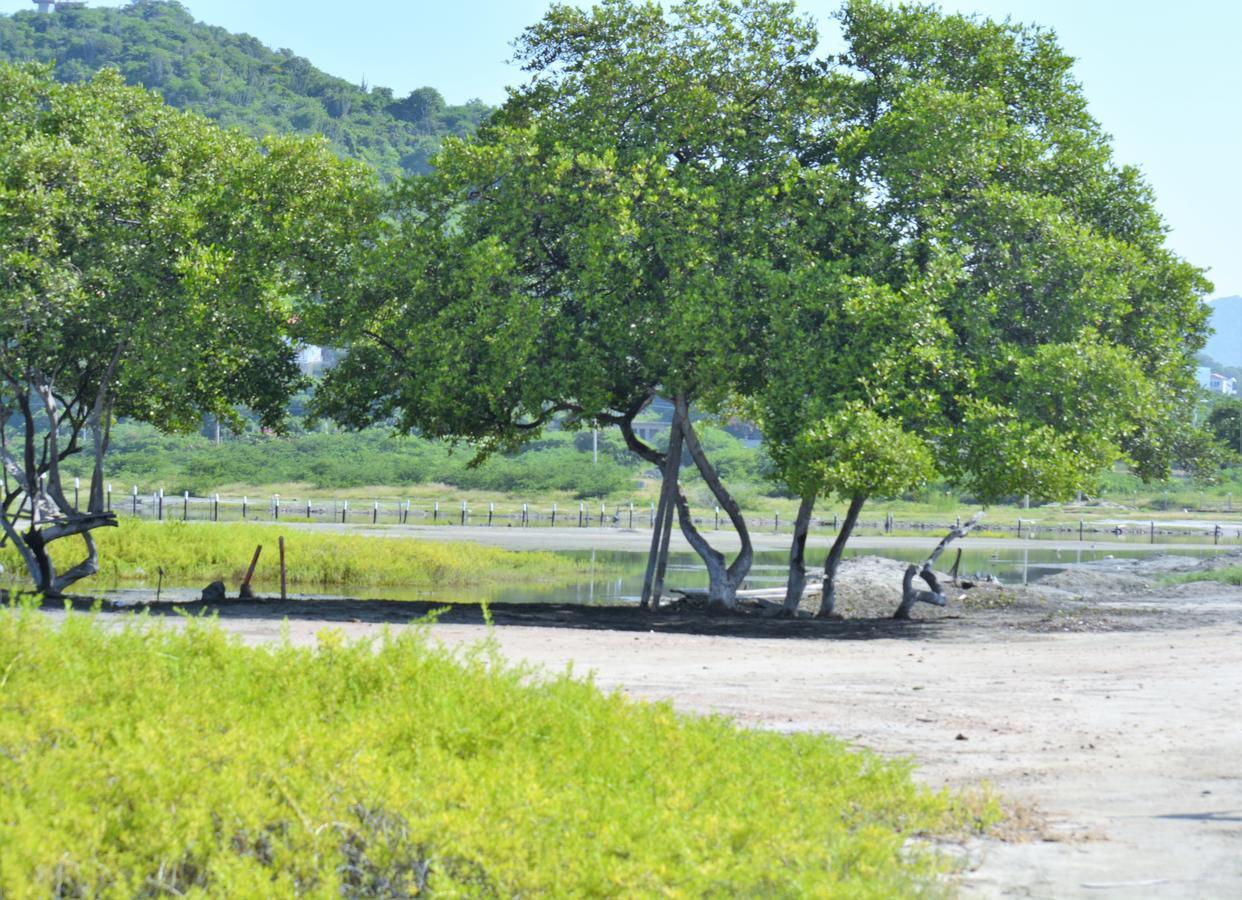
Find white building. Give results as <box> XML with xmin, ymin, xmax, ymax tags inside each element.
<box><xmin>1199</xmin><ymin>366</ymin><xmax>1237</xmax><ymax>395</ymax></box>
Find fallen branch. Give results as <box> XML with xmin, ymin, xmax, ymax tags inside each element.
<box><xmin>893</xmin><ymin>512</ymin><xmax>984</xmax><ymax>620</ymax></box>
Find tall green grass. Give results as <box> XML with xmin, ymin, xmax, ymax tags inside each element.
<box><xmin>0</xmin><ymin>607</ymin><xmax>997</xmax><ymax>896</ymax></box>
<box><xmin>1</xmin><ymin>520</ymin><xmax>579</xmax><ymax>592</ymax></box>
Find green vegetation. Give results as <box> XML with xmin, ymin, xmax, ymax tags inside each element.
<box><xmin>0</xmin><ymin>607</ymin><xmax>996</xmax><ymax>895</ymax></box>
<box><xmin>308</xmin><ymin>0</ymin><xmax>1214</xmax><ymax>610</ymax></box>
<box><xmin>60</xmin><ymin>422</ymin><xmax>651</xmax><ymax>499</ymax></box>
<box><xmin>0</xmin><ymin>0</ymin><xmax>489</xmax><ymax>181</ymax></box>
<box><xmin>1163</xmin><ymin>566</ymin><xmax>1242</xmax><ymax>587</ymax></box>
<box><xmin>0</xmin><ymin>520</ymin><xmax>579</xmax><ymax>593</ymax></box>
<box><xmin>0</xmin><ymin>62</ymin><xmax>378</xmax><ymax>596</ymax></box>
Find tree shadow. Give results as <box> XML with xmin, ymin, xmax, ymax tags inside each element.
<box><xmin>51</xmin><ymin>594</ymin><xmax>952</xmax><ymax>642</ymax></box>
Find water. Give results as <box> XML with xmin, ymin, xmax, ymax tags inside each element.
<box><xmin>535</xmin><ymin>543</ymin><xmax>1233</xmax><ymax>606</ymax></box>
<box><xmin>9</xmin><ymin>543</ymin><xmax>1232</xmax><ymax>607</ymax></box>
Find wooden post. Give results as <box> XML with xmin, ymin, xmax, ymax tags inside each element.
<box><xmin>239</xmin><ymin>544</ymin><xmax>262</xmax><ymax>599</ymax></box>
<box><xmin>278</xmin><ymin>536</ymin><xmax>287</xmax><ymax>602</ymax></box>
<box><xmin>551</xmin><ymin>503</ymin><xmax>557</xmax><ymax>527</ymax></box>
<box><xmin>1150</xmin><ymin>521</ymin><xmax>1155</xmax><ymax>544</ymax></box>
<box><xmin>342</xmin><ymin>500</ymin><xmax>348</xmax><ymax>523</ymax></box>
<box><xmin>73</xmin><ymin>477</ymin><xmax>79</xmax><ymax>509</ymax></box>
<box><xmin>489</xmin><ymin>502</ymin><xmax>495</xmax><ymax>526</ymax></box>
<box><xmin>1079</xmin><ymin>519</ymin><xmax>1084</xmax><ymax>541</ymax></box>
<box><xmin>629</xmin><ymin>501</ymin><xmax>634</xmax><ymax>529</ymax></box>
<box><xmin>460</xmin><ymin>500</ymin><xmax>467</xmax><ymax>525</ymax></box>
<box><xmin>157</xmin><ymin>489</ymin><xmax>164</xmax><ymax>521</ymax></box>
<box><xmin>714</xmin><ymin>505</ymin><xmax>720</xmax><ymax>529</ymax></box>
<box><xmin>306</xmin><ymin>499</ymin><xmax>312</xmax><ymax>519</ymax></box>
<box><xmin>132</xmin><ymin>485</ymin><xmax>138</xmax><ymax>516</ymax></box>
<box><xmin>214</xmin><ymin>494</ymin><xmax>220</xmax><ymax>522</ymax></box>
<box><xmin>106</xmin><ymin>483</ymin><xmax>112</xmax><ymax>512</ymax></box>
<box><xmin>183</xmin><ymin>491</ymin><xmax>189</xmax><ymax>521</ymax></box>
<box><xmin>242</xmin><ymin>495</ymin><xmax>248</xmax><ymax>520</ymax></box>
<box><xmin>273</xmin><ymin>494</ymin><xmax>280</xmax><ymax>521</ymax></box>
<box><xmin>433</xmin><ymin>501</ymin><xmax>439</xmax><ymax>523</ymax></box>
<box><xmin>773</xmin><ymin>512</ymin><xmax>779</xmax><ymax>533</ymax></box>
<box><xmin>372</xmin><ymin>500</ymin><xmax>378</xmax><ymax>524</ymax></box>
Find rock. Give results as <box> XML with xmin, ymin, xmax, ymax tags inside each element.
<box><xmin>200</xmin><ymin>580</ymin><xmax>226</xmax><ymax>603</ymax></box>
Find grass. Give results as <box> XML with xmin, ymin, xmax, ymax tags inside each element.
<box><xmin>0</xmin><ymin>606</ymin><xmax>998</xmax><ymax>896</ymax></box>
<box><xmin>1162</xmin><ymin>566</ymin><xmax>1242</xmax><ymax>587</ymax></box>
<box><xmin>0</xmin><ymin>519</ymin><xmax>582</xmax><ymax>593</ymax></box>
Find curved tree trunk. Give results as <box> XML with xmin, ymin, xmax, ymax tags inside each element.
<box><xmin>817</xmin><ymin>494</ymin><xmax>866</xmax><ymax>619</ymax></box>
<box><xmin>1</xmin><ymin>370</ymin><xmax>117</xmax><ymax>597</ymax></box>
<box><xmin>782</xmin><ymin>494</ymin><xmax>816</xmax><ymax>614</ymax></box>
<box><xmin>673</xmin><ymin>396</ymin><xmax>753</xmax><ymax>611</ymax></box>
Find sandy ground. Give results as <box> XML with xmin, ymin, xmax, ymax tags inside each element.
<box><xmin>33</xmin><ymin>544</ymin><xmax>1242</xmax><ymax>898</ymax></box>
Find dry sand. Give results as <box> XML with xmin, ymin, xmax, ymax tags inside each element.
<box><xmin>38</xmin><ymin>548</ymin><xmax>1242</xmax><ymax>898</ymax></box>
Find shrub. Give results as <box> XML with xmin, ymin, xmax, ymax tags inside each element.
<box><xmin>0</xmin><ymin>607</ymin><xmax>997</xmax><ymax>895</ymax></box>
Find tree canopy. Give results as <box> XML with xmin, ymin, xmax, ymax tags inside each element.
<box><xmin>310</xmin><ymin>0</ymin><xmax>1213</xmax><ymax>614</ymax></box>
<box><xmin>0</xmin><ymin>63</ymin><xmax>379</xmax><ymax>594</ymax></box>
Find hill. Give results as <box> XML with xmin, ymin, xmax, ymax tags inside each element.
<box><xmin>1204</xmin><ymin>296</ymin><xmax>1242</xmax><ymax>368</ymax></box>
<box><xmin>0</xmin><ymin>0</ymin><xmax>489</xmax><ymax>180</ymax></box>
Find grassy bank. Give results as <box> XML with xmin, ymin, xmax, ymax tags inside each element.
<box><xmin>1163</xmin><ymin>566</ymin><xmax>1242</xmax><ymax>587</ymax></box>
<box><xmin>1</xmin><ymin>520</ymin><xmax>580</xmax><ymax>592</ymax></box>
<box><xmin>0</xmin><ymin>608</ymin><xmax>997</xmax><ymax>895</ymax></box>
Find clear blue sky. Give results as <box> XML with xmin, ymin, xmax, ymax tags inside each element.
<box><xmin>4</xmin><ymin>0</ymin><xmax>1239</xmax><ymax>297</ymax></box>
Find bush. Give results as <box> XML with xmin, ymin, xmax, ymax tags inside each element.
<box><xmin>0</xmin><ymin>607</ymin><xmax>997</xmax><ymax>895</ymax></box>
<box><xmin>0</xmin><ymin>520</ymin><xmax>581</xmax><ymax>593</ymax></box>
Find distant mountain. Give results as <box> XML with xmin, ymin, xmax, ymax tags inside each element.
<box><xmin>0</xmin><ymin>0</ymin><xmax>489</xmax><ymax>180</ymax></box>
<box><xmin>1203</xmin><ymin>296</ymin><xmax>1242</xmax><ymax>368</ymax></box>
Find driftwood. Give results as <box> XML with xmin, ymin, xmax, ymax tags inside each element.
<box><xmin>893</xmin><ymin>512</ymin><xmax>984</xmax><ymax>620</ymax></box>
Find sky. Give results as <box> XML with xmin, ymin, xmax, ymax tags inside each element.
<box><xmin>2</xmin><ymin>0</ymin><xmax>1239</xmax><ymax>297</ymax></box>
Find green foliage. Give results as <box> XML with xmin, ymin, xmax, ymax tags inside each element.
<box><xmin>0</xmin><ymin>608</ymin><xmax>996</xmax><ymax>895</ymax></box>
<box><xmin>58</xmin><ymin>422</ymin><xmax>640</xmax><ymax>499</ymax></box>
<box><xmin>1206</xmin><ymin>398</ymin><xmax>1242</xmax><ymax>455</ymax></box>
<box><xmin>815</xmin><ymin>0</ymin><xmax>1212</xmax><ymax>500</ymax></box>
<box><xmin>0</xmin><ymin>519</ymin><xmax>580</xmax><ymax>592</ymax></box>
<box><xmin>1164</xmin><ymin>566</ymin><xmax>1242</xmax><ymax>587</ymax></box>
<box><xmin>0</xmin><ymin>62</ymin><xmax>379</xmax><ymax>432</ymax></box>
<box><xmin>787</xmin><ymin>403</ymin><xmax>933</xmax><ymax>502</ymax></box>
<box><xmin>0</xmin><ymin>1</ymin><xmax>489</xmax><ymax>181</ymax></box>
<box><xmin>311</xmin><ymin>0</ymin><xmax>829</xmax><ymax>456</ymax></box>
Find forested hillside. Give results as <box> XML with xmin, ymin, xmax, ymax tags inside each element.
<box><xmin>0</xmin><ymin>0</ymin><xmax>488</xmax><ymax>179</ymax></box>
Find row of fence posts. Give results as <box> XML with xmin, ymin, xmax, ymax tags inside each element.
<box><xmin>102</xmin><ymin>488</ymin><xmax>1238</xmax><ymax>544</ymax></box>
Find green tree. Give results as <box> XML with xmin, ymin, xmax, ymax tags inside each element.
<box><xmin>0</xmin><ymin>64</ymin><xmax>379</xmax><ymax>594</ymax></box>
<box><xmin>312</xmin><ymin>0</ymin><xmax>830</xmax><ymax>610</ymax></box>
<box><xmin>756</xmin><ymin>0</ymin><xmax>1212</xmax><ymax>617</ymax></box>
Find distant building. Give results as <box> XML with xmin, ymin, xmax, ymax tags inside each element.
<box><xmin>1199</xmin><ymin>366</ymin><xmax>1237</xmax><ymax>395</ymax></box>
<box><xmin>31</xmin><ymin>1</ymin><xmax>85</xmax><ymax>12</ymax></box>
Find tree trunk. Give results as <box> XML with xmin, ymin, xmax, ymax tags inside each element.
<box><xmin>894</xmin><ymin>512</ymin><xmax>984</xmax><ymax>620</ymax></box>
<box><xmin>640</xmin><ymin>416</ymin><xmax>683</xmax><ymax>609</ymax></box>
<box><xmin>672</xmin><ymin>396</ymin><xmax>753</xmax><ymax>611</ymax></box>
<box><xmin>817</xmin><ymin>494</ymin><xmax>866</xmax><ymax>619</ymax></box>
<box><xmin>783</xmin><ymin>494</ymin><xmax>816</xmax><ymax>614</ymax></box>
